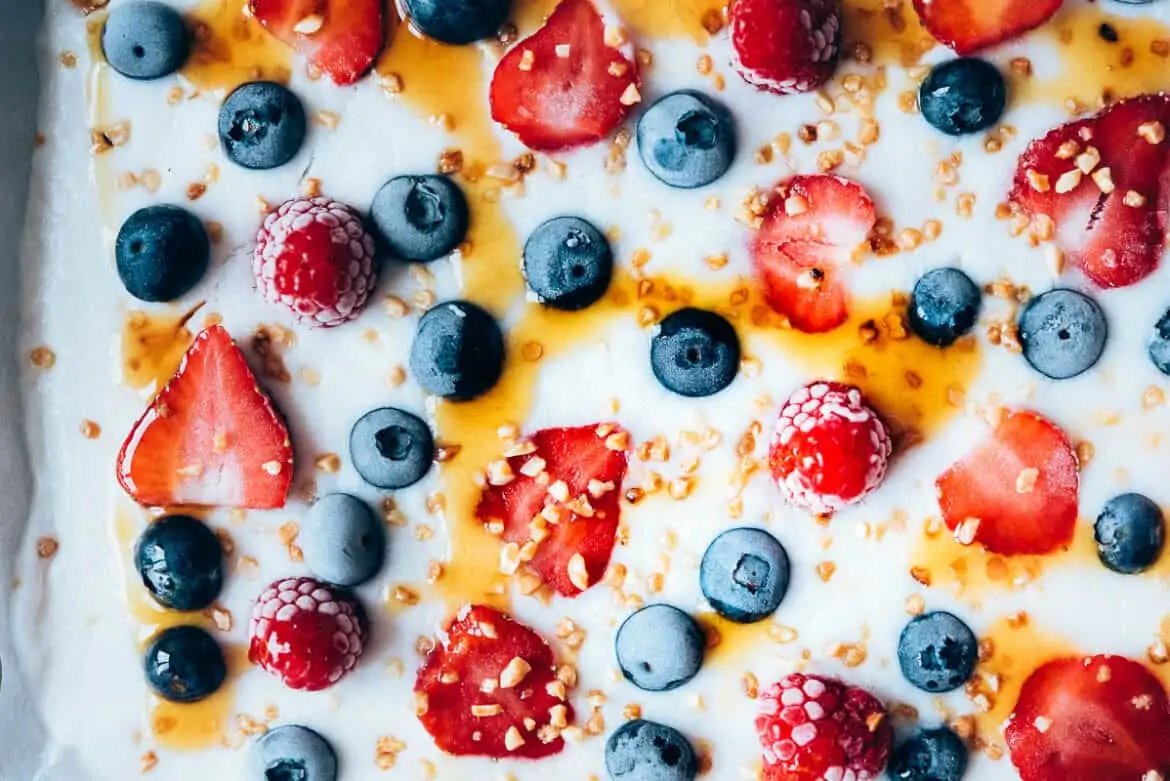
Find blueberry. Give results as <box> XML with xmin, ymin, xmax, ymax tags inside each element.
<box><xmin>401</xmin><ymin>0</ymin><xmax>512</xmax><ymax>44</ymax></box>
<box><xmin>370</xmin><ymin>175</ymin><xmax>469</xmax><ymax>263</ymax></box>
<box><xmin>300</xmin><ymin>494</ymin><xmax>386</xmax><ymax>587</ymax></box>
<box><xmin>102</xmin><ymin>1</ymin><xmax>189</xmax><ymax>81</ymax></box>
<box><xmin>523</xmin><ymin>216</ymin><xmax>614</xmax><ymax>311</ymax></box>
<box><xmin>115</xmin><ymin>205</ymin><xmax>210</xmax><ymax>302</ymax></box>
<box><xmin>350</xmin><ymin>407</ymin><xmax>434</xmax><ymax>490</ymax></box>
<box><xmin>889</xmin><ymin>727</ymin><xmax>969</xmax><ymax>781</ymax></box>
<box><xmin>650</xmin><ymin>308</ymin><xmax>739</xmax><ymax>398</ymax></box>
<box><xmin>1095</xmin><ymin>492</ymin><xmax>1165</xmax><ymax>575</ymax></box>
<box><xmin>919</xmin><ymin>58</ymin><xmax>1006</xmax><ymax>136</ymax></box>
<box><xmin>605</xmin><ymin>719</ymin><xmax>698</xmax><ymax>781</ymax></box>
<box><xmin>1018</xmin><ymin>288</ymin><xmax>1108</xmax><ymax>380</ymax></box>
<box><xmin>250</xmin><ymin>725</ymin><xmax>338</xmax><ymax>781</ymax></box>
<box><xmin>410</xmin><ymin>301</ymin><xmax>505</xmax><ymax>401</ymax></box>
<box><xmin>1148</xmin><ymin>308</ymin><xmax>1170</xmax><ymax>376</ymax></box>
<box><xmin>135</xmin><ymin>515</ymin><xmax>224</xmax><ymax>611</ymax></box>
<box><xmin>897</xmin><ymin>611</ymin><xmax>978</xmax><ymax>693</ymax></box>
<box><xmin>144</xmin><ymin>625</ymin><xmax>227</xmax><ymax>703</ymax></box>
<box><xmin>218</xmin><ymin>81</ymin><xmax>307</xmax><ymax>171</ymax></box>
<box><xmin>699</xmin><ymin>528</ymin><xmax>789</xmax><ymax>624</ymax></box>
<box><xmin>908</xmin><ymin>267</ymin><xmax>981</xmax><ymax>347</ymax></box>
<box><xmin>615</xmin><ymin>605</ymin><xmax>704</xmax><ymax>692</ymax></box>
<box><xmin>636</xmin><ymin>90</ymin><xmax>737</xmax><ymax>189</ymax></box>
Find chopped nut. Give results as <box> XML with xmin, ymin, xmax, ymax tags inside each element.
<box><xmin>1025</xmin><ymin>169</ymin><xmax>1051</xmax><ymax>193</ymax></box>
<box><xmin>1054</xmin><ymin>168</ymin><xmax>1082</xmax><ymax>194</ymax></box>
<box><xmin>1092</xmin><ymin>167</ymin><xmax>1116</xmax><ymax>194</ymax></box>
<box><xmin>619</xmin><ymin>83</ymin><xmax>642</xmax><ymax>106</ymax></box>
<box><xmin>1124</xmin><ymin>190</ymin><xmax>1147</xmax><ymax>207</ymax></box>
<box><xmin>1015</xmin><ymin>467</ymin><xmax>1039</xmax><ymax>494</ymax></box>
<box><xmin>500</xmin><ymin>657</ymin><xmax>532</xmax><ymax>689</ymax></box>
<box><xmin>36</xmin><ymin>536</ymin><xmax>59</xmax><ymax>559</ymax></box>
<box><xmin>29</xmin><ymin>346</ymin><xmax>56</xmax><ymax>369</ymax></box>
<box><xmin>567</xmin><ymin>552</ymin><xmax>590</xmax><ymax>591</ymax></box>
<box><xmin>1138</xmin><ymin>121</ymin><xmax>1166</xmax><ymax>145</ymax></box>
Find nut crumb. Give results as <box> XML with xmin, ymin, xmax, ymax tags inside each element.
<box><xmin>37</xmin><ymin>536</ymin><xmax>59</xmax><ymax>559</ymax></box>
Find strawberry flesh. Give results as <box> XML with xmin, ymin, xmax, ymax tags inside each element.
<box><xmin>912</xmin><ymin>0</ymin><xmax>1063</xmax><ymax>55</ymax></box>
<box><xmin>249</xmin><ymin>0</ymin><xmax>384</xmax><ymax>86</ymax></box>
<box><xmin>729</xmin><ymin>0</ymin><xmax>841</xmax><ymax>95</ymax></box>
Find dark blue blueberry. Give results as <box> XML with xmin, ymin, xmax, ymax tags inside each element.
<box><xmin>908</xmin><ymin>267</ymin><xmax>981</xmax><ymax>347</ymax></box>
<box><xmin>889</xmin><ymin>727</ymin><xmax>969</xmax><ymax>781</ymax></box>
<box><xmin>919</xmin><ymin>58</ymin><xmax>1007</xmax><ymax>136</ymax></box>
<box><xmin>102</xmin><ymin>1</ymin><xmax>189</xmax><ymax>81</ymax></box>
<box><xmin>300</xmin><ymin>493</ymin><xmax>386</xmax><ymax>587</ymax></box>
<box><xmin>1018</xmin><ymin>289</ymin><xmax>1108</xmax><ymax>380</ymax></box>
<box><xmin>115</xmin><ymin>205</ymin><xmax>210</xmax><ymax>302</ymax></box>
<box><xmin>401</xmin><ymin>0</ymin><xmax>512</xmax><ymax>45</ymax></box>
<box><xmin>1148</xmin><ymin>308</ymin><xmax>1170</xmax><ymax>376</ymax></box>
<box><xmin>218</xmin><ymin>81</ymin><xmax>307</xmax><ymax>171</ymax></box>
<box><xmin>370</xmin><ymin>175</ymin><xmax>469</xmax><ymax>263</ymax></box>
<box><xmin>650</xmin><ymin>308</ymin><xmax>739</xmax><ymax>398</ymax></box>
<box><xmin>349</xmin><ymin>407</ymin><xmax>434</xmax><ymax>490</ymax></box>
<box><xmin>605</xmin><ymin>719</ymin><xmax>698</xmax><ymax>781</ymax></box>
<box><xmin>410</xmin><ymin>301</ymin><xmax>505</xmax><ymax>401</ymax></box>
<box><xmin>250</xmin><ymin>725</ymin><xmax>337</xmax><ymax>781</ymax></box>
<box><xmin>523</xmin><ymin>216</ymin><xmax>613</xmax><ymax>311</ymax></box>
<box><xmin>1095</xmin><ymin>492</ymin><xmax>1165</xmax><ymax>575</ymax></box>
<box><xmin>699</xmin><ymin>528</ymin><xmax>789</xmax><ymax>624</ymax></box>
<box><xmin>144</xmin><ymin>625</ymin><xmax>226</xmax><ymax>703</ymax></box>
<box><xmin>898</xmin><ymin>611</ymin><xmax>978</xmax><ymax>693</ymax></box>
<box><xmin>636</xmin><ymin>90</ymin><xmax>737</xmax><ymax>189</ymax></box>
<box><xmin>135</xmin><ymin>514</ymin><xmax>223</xmax><ymax>611</ymax></box>
<box><xmin>615</xmin><ymin>604</ymin><xmax>704</xmax><ymax>692</ymax></box>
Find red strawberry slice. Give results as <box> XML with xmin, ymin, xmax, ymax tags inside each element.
<box><xmin>489</xmin><ymin>0</ymin><xmax>639</xmax><ymax>152</ymax></box>
<box><xmin>249</xmin><ymin>0</ymin><xmax>384</xmax><ymax>86</ymax></box>
<box><xmin>415</xmin><ymin>604</ymin><xmax>575</xmax><ymax>759</ymax></box>
<box><xmin>1009</xmin><ymin>94</ymin><xmax>1170</xmax><ymax>289</ymax></box>
<box><xmin>1006</xmin><ymin>654</ymin><xmax>1170</xmax><ymax>781</ymax></box>
<box><xmin>750</xmin><ymin>175</ymin><xmax>876</xmax><ymax>333</ymax></box>
<box><xmin>476</xmin><ymin>424</ymin><xmax>630</xmax><ymax>597</ymax></box>
<box><xmin>935</xmin><ymin>410</ymin><xmax>1078</xmax><ymax>556</ymax></box>
<box><xmin>117</xmin><ymin>324</ymin><xmax>294</xmax><ymax>510</ymax></box>
<box><xmin>729</xmin><ymin>0</ymin><xmax>841</xmax><ymax>95</ymax></box>
<box><xmin>911</xmin><ymin>0</ymin><xmax>1063</xmax><ymax>55</ymax></box>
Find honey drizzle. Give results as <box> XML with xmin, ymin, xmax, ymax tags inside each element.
<box><xmin>513</xmin><ymin>0</ymin><xmax>724</xmax><ymax>40</ymax></box>
<box><xmin>121</xmin><ymin>305</ymin><xmax>201</xmax><ymax>390</ymax></box>
<box><xmin>183</xmin><ymin>0</ymin><xmax>293</xmax><ymax>92</ymax></box>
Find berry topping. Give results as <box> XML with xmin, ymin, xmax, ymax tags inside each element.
<box><xmin>144</xmin><ymin>625</ymin><xmax>227</xmax><ymax>704</ymax></box>
<box><xmin>888</xmin><ymin>727</ymin><xmax>969</xmax><ymax>781</ymax></box>
<box><xmin>248</xmin><ymin>577</ymin><xmax>366</xmax><ymax>691</ymax></box>
<box><xmin>636</xmin><ymin>90</ymin><xmax>737</xmax><ymax>189</ymax></box>
<box><xmin>414</xmin><ymin>604</ymin><xmax>574</xmax><ymax>758</ymax></box>
<box><xmin>476</xmin><ymin>423</ymin><xmax>630</xmax><ymax>596</ymax></box>
<box><xmin>488</xmin><ymin>0</ymin><xmax>639</xmax><ymax>152</ymax></box>
<box><xmin>300</xmin><ymin>493</ymin><xmax>386</xmax><ymax>587</ymax></box>
<box><xmin>756</xmin><ymin>674</ymin><xmax>893</xmax><ymax>781</ymax></box>
<box><xmin>1009</xmin><ymin>94</ymin><xmax>1170</xmax><ymax>289</ymax></box>
<box><xmin>615</xmin><ymin>604</ymin><xmax>705</xmax><ymax>692</ymax></box>
<box><xmin>218</xmin><ymin>81</ymin><xmax>307</xmax><ymax>171</ymax></box>
<box><xmin>1094</xmin><ymin>492</ymin><xmax>1166</xmax><ymax>575</ymax></box>
<box><xmin>523</xmin><ymin>215</ymin><xmax>614</xmax><ymax>311</ymax></box>
<box><xmin>908</xmin><ymin>267</ymin><xmax>982</xmax><ymax>347</ymax></box>
<box><xmin>101</xmin><ymin>0</ymin><xmax>189</xmax><ymax>81</ymax></box>
<box><xmin>936</xmin><ymin>409</ymin><xmax>1078</xmax><ymax>555</ymax></box>
<box><xmin>896</xmin><ymin>611</ymin><xmax>978</xmax><ymax>693</ymax></box>
<box><xmin>700</xmin><ymin>527</ymin><xmax>790</xmax><ymax>624</ymax></box>
<box><xmin>750</xmin><ymin>175</ymin><xmax>877</xmax><ymax>334</ymax></box>
<box><xmin>369</xmin><ymin>175</ymin><xmax>470</xmax><ymax>263</ymax></box>
<box><xmin>349</xmin><ymin>407</ymin><xmax>434</xmax><ymax>490</ymax></box>
<box><xmin>253</xmin><ymin>196</ymin><xmax>378</xmax><ymax>328</ymax></box>
<box><xmin>919</xmin><ymin>57</ymin><xmax>1006</xmax><ymax>136</ymax></box>
<box><xmin>1149</xmin><ymin>307</ymin><xmax>1170</xmax><ymax>376</ymax></box>
<box><xmin>729</xmin><ymin>0</ymin><xmax>841</xmax><ymax>95</ymax></box>
<box><xmin>115</xmin><ymin>204</ymin><xmax>210</xmax><ymax>303</ymax></box>
<box><xmin>249</xmin><ymin>0</ymin><xmax>384</xmax><ymax>86</ymax></box>
<box><xmin>410</xmin><ymin>301</ymin><xmax>505</xmax><ymax>401</ymax></box>
<box><xmin>606</xmin><ymin>719</ymin><xmax>699</xmax><ymax>781</ymax></box>
<box><xmin>650</xmin><ymin>308</ymin><xmax>741</xmax><ymax>398</ymax></box>
<box><xmin>910</xmin><ymin>0</ymin><xmax>1063</xmax><ymax>55</ymax></box>
<box><xmin>135</xmin><ymin>514</ymin><xmax>224</xmax><ymax>612</ymax></box>
<box><xmin>401</xmin><ymin>0</ymin><xmax>512</xmax><ymax>45</ymax></box>
<box><xmin>116</xmin><ymin>324</ymin><xmax>294</xmax><ymax>510</ymax></box>
<box><xmin>1006</xmin><ymin>654</ymin><xmax>1170</xmax><ymax>781</ymax></box>
<box><xmin>250</xmin><ymin>725</ymin><xmax>338</xmax><ymax>781</ymax></box>
<box><xmin>1018</xmin><ymin>289</ymin><xmax>1108</xmax><ymax>380</ymax></box>
<box><xmin>769</xmin><ymin>381</ymin><xmax>892</xmax><ymax>513</ymax></box>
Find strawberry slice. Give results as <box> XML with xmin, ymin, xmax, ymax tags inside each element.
<box><xmin>729</xmin><ymin>0</ymin><xmax>842</xmax><ymax>95</ymax></box>
<box><xmin>476</xmin><ymin>424</ymin><xmax>630</xmax><ymax>597</ymax></box>
<box><xmin>489</xmin><ymin>0</ymin><xmax>639</xmax><ymax>152</ymax></box>
<box><xmin>1006</xmin><ymin>654</ymin><xmax>1170</xmax><ymax>781</ymax></box>
<box><xmin>415</xmin><ymin>604</ymin><xmax>575</xmax><ymax>759</ymax></box>
<box><xmin>117</xmin><ymin>324</ymin><xmax>294</xmax><ymax>509</ymax></box>
<box><xmin>935</xmin><ymin>410</ymin><xmax>1078</xmax><ymax>556</ymax></box>
<box><xmin>911</xmin><ymin>0</ymin><xmax>1063</xmax><ymax>55</ymax></box>
<box><xmin>749</xmin><ymin>175</ymin><xmax>876</xmax><ymax>333</ymax></box>
<box><xmin>1009</xmin><ymin>94</ymin><xmax>1170</xmax><ymax>289</ymax></box>
<box><xmin>249</xmin><ymin>0</ymin><xmax>384</xmax><ymax>86</ymax></box>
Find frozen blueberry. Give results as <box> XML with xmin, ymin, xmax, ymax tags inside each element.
<box><xmin>636</xmin><ymin>90</ymin><xmax>737</xmax><ymax>189</ymax></box>
<box><xmin>349</xmin><ymin>407</ymin><xmax>434</xmax><ymax>490</ymax></box>
<box><xmin>1095</xmin><ymin>492</ymin><xmax>1165</xmax><ymax>575</ymax></box>
<box><xmin>300</xmin><ymin>493</ymin><xmax>386</xmax><ymax>587</ymax></box>
<box><xmin>650</xmin><ymin>308</ymin><xmax>739</xmax><ymax>398</ymax></box>
<box><xmin>605</xmin><ymin>719</ymin><xmax>698</xmax><ymax>781</ymax></box>
<box><xmin>144</xmin><ymin>625</ymin><xmax>227</xmax><ymax>703</ymax></box>
<box><xmin>908</xmin><ymin>267</ymin><xmax>981</xmax><ymax>347</ymax></box>
<box><xmin>919</xmin><ymin>58</ymin><xmax>1006</xmax><ymax>136</ymax></box>
<box><xmin>218</xmin><ymin>81</ymin><xmax>307</xmax><ymax>171</ymax></box>
<box><xmin>615</xmin><ymin>605</ymin><xmax>704</xmax><ymax>692</ymax></box>
<box><xmin>135</xmin><ymin>514</ymin><xmax>223</xmax><ymax>611</ymax></box>
<box><xmin>102</xmin><ymin>0</ymin><xmax>189</xmax><ymax>81</ymax></box>
<box><xmin>889</xmin><ymin>727</ymin><xmax>969</xmax><ymax>781</ymax></box>
<box><xmin>523</xmin><ymin>216</ymin><xmax>613</xmax><ymax>311</ymax></box>
<box><xmin>1148</xmin><ymin>308</ymin><xmax>1170</xmax><ymax>376</ymax></box>
<box><xmin>897</xmin><ymin>611</ymin><xmax>978</xmax><ymax>693</ymax></box>
<box><xmin>1018</xmin><ymin>288</ymin><xmax>1108</xmax><ymax>380</ymax></box>
<box><xmin>699</xmin><ymin>528</ymin><xmax>789</xmax><ymax>624</ymax></box>
<box><xmin>410</xmin><ymin>301</ymin><xmax>505</xmax><ymax>401</ymax></box>
<box><xmin>370</xmin><ymin>175</ymin><xmax>469</xmax><ymax>263</ymax></box>
<box><xmin>401</xmin><ymin>0</ymin><xmax>512</xmax><ymax>44</ymax></box>
<box><xmin>250</xmin><ymin>725</ymin><xmax>338</xmax><ymax>781</ymax></box>
<box><xmin>115</xmin><ymin>205</ymin><xmax>210</xmax><ymax>302</ymax></box>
